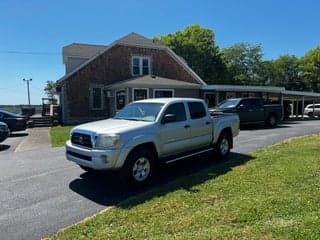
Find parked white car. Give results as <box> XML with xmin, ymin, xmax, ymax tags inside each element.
<box><xmin>304</xmin><ymin>104</ymin><xmax>320</xmax><ymax>117</ymax></box>
<box><xmin>66</xmin><ymin>98</ymin><xmax>240</xmax><ymax>187</ymax></box>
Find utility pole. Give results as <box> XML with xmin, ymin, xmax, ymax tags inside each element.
<box><xmin>23</xmin><ymin>78</ymin><xmax>32</xmax><ymax>105</ymax></box>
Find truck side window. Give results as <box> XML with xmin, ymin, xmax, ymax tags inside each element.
<box><xmin>163</xmin><ymin>103</ymin><xmax>186</xmax><ymax>122</ymax></box>
<box><xmin>188</xmin><ymin>102</ymin><xmax>206</xmax><ymax>119</ymax></box>
<box><xmin>250</xmin><ymin>99</ymin><xmax>262</xmax><ymax>109</ymax></box>
<box><xmin>239</xmin><ymin>100</ymin><xmax>252</xmax><ymax>109</ymax></box>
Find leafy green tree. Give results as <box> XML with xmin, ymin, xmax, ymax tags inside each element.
<box><xmin>257</xmin><ymin>60</ymin><xmax>277</xmax><ymax>86</ymax></box>
<box><xmin>221</xmin><ymin>43</ymin><xmax>264</xmax><ymax>85</ymax></box>
<box><xmin>44</xmin><ymin>80</ymin><xmax>57</xmax><ymax>99</ymax></box>
<box><xmin>299</xmin><ymin>46</ymin><xmax>320</xmax><ymax>92</ymax></box>
<box><xmin>154</xmin><ymin>24</ymin><xmax>227</xmax><ymax>84</ymax></box>
<box><xmin>271</xmin><ymin>55</ymin><xmax>303</xmax><ymax>90</ymax></box>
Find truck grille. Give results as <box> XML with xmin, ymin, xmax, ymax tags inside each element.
<box><xmin>71</xmin><ymin>133</ymin><xmax>93</xmax><ymax>148</ymax></box>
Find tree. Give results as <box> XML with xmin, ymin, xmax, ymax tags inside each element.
<box><xmin>221</xmin><ymin>43</ymin><xmax>264</xmax><ymax>85</ymax></box>
<box><xmin>299</xmin><ymin>46</ymin><xmax>320</xmax><ymax>92</ymax></box>
<box><xmin>272</xmin><ymin>55</ymin><xmax>303</xmax><ymax>90</ymax></box>
<box><xmin>44</xmin><ymin>80</ymin><xmax>57</xmax><ymax>99</ymax></box>
<box><xmin>154</xmin><ymin>24</ymin><xmax>227</xmax><ymax>84</ymax></box>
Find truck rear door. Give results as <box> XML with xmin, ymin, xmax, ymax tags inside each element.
<box><xmin>186</xmin><ymin>101</ymin><xmax>212</xmax><ymax>149</ymax></box>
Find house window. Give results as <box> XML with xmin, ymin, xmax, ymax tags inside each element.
<box><xmin>116</xmin><ymin>90</ymin><xmax>126</xmax><ymax>110</ymax></box>
<box><xmin>153</xmin><ymin>89</ymin><xmax>174</xmax><ymax>98</ymax></box>
<box><xmin>132</xmin><ymin>56</ymin><xmax>150</xmax><ymax>76</ymax></box>
<box><xmin>91</xmin><ymin>87</ymin><xmax>103</xmax><ymax>110</ymax></box>
<box><xmin>133</xmin><ymin>88</ymin><xmax>149</xmax><ymax>101</ymax></box>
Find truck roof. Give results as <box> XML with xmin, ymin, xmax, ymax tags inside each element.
<box><xmin>135</xmin><ymin>97</ymin><xmax>204</xmax><ymax>104</ymax></box>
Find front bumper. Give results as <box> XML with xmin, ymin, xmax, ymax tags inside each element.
<box><xmin>65</xmin><ymin>140</ymin><xmax>121</xmax><ymax>170</ymax></box>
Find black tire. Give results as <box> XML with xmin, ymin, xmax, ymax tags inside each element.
<box><xmin>121</xmin><ymin>148</ymin><xmax>155</xmax><ymax>187</ymax></box>
<box><xmin>214</xmin><ymin>131</ymin><xmax>231</xmax><ymax>160</ymax></box>
<box><xmin>266</xmin><ymin>115</ymin><xmax>278</xmax><ymax>127</ymax></box>
<box><xmin>308</xmin><ymin>112</ymin><xmax>314</xmax><ymax>117</ymax></box>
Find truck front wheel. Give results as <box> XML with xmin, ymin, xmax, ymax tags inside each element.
<box><xmin>121</xmin><ymin>148</ymin><xmax>155</xmax><ymax>187</ymax></box>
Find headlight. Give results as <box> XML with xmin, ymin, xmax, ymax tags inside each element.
<box><xmin>95</xmin><ymin>134</ymin><xmax>120</xmax><ymax>148</ymax></box>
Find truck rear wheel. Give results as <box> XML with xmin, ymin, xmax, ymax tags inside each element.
<box><xmin>266</xmin><ymin>115</ymin><xmax>277</xmax><ymax>127</ymax></box>
<box><xmin>214</xmin><ymin>132</ymin><xmax>231</xmax><ymax>159</ymax></box>
<box><xmin>121</xmin><ymin>148</ymin><xmax>155</xmax><ymax>187</ymax></box>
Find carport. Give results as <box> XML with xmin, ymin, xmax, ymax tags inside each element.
<box><xmin>282</xmin><ymin>90</ymin><xmax>320</xmax><ymax>119</ymax></box>
<box><xmin>201</xmin><ymin>85</ymin><xmax>285</xmax><ymax>107</ymax></box>
<box><xmin>201</xmin><ymin>84</ymin><xmax>320</xmax><ymax>120</ymax></box>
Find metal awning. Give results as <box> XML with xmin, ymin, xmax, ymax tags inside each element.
<box><xmin>106</xmin><ymin>75</ymin><xmax>201</xmax><ymax>89</ymax></box>
<box><xmin>201</xmin><ymin>85</ymin><xmax>285</xmax><ymax>93</ymax></box>
<box><xmin>283</xmin><ymin>90</ymin><xmax>320</xmax><ymax>99</ymax></box>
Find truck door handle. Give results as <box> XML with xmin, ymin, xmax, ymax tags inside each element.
<box><xmin>184</xmin><ymin>125</ymin><xmax>190</xmax><ymax>129</ymax></box>
<box><xmin>205</xmin><ymin>121</ymin><xmax>210</xmax><ymax>125</ymax></box>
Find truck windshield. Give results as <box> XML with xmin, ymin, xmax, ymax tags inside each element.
<box><xmin>218</xmin><ymin>99</ymin><xmax>241</xmax><ymax>109</ymax></box>
<box><xmin>114</xmin><ymin>102</ymin><xmax>164</xmax><ymax>122</ymax></box>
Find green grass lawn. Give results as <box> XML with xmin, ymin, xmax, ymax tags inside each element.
<box><xmin>47</xmin><ymin>134</ymin><xmax>320</xmax><ymax>240</ymax></box>
<box><xmin>50</xmin><ymin>125</ymin><xmax>74</xmax><ymax>147</ymax></box>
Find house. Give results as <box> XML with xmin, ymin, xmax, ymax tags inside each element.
<box><xmin>57</xmin><ymin>33</ymin><xmax>206</xmax><ymax>124</ymax></box>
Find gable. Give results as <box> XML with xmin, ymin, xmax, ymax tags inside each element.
<box><xmin>58</xmin><ymin>33</ymin><xmax>206</xmax><ymax>86</ymax></box>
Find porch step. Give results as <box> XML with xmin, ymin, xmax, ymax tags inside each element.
<box><xmin>29</xmin><ymin>116</ymin><xmax>53</xmax><ymax>127</ymax></box>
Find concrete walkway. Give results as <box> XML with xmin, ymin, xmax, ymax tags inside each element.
<box><xmin>15</xmin><ymin>127</ymin><xmax>50</xmax><ymax>152</ymax></box>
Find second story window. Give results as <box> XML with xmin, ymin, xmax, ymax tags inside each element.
<box><xmin>132</xmin><ymin>56</ymin><xmax>150</xmax><ymax>76</ymax></box>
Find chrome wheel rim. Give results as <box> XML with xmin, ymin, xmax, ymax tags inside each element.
<box><xmin>132</xmin><ymin>157</ymin><xmax>151</xmax><ymax>182</ymax></box>
<box><xmin>220</xmin><ymin>138</ymin><xmax>229</xmax><ymax>155</ymax></box>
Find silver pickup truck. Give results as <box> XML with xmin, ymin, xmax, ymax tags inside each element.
<box><xmin>66</xmin><ymin>98</ymin><xmax>239</xmax><ymax>186</ymax></box>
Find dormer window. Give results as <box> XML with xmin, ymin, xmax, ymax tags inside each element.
<box><xmin>132</xmin><ymin>56</ymin><xmax>150</xmax><ymax>76</ymax></box>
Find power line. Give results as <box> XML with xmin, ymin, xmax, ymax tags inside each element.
<box><xmin>0</xmin><ymin>50</ymin><xmax>59</xmax><ymax>55</ymax></box>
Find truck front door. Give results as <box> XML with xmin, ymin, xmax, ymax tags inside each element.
<box><xmin>158</xmin><ymin>103</ymin><xmax>191</xmax><ymax>156</ymax></box>
<box><xmin>237</xmin><ymin>99</ymin><xmax>264</xmax><ymax>123</ymax></box>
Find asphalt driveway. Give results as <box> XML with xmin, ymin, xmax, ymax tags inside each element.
<box><xmin>0</xmin><ymin>120</ymin><xmax>319</xmax><ymax>240</ymax></box>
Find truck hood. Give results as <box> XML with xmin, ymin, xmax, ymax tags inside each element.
<box><xmin>72</xmin><ymin>118</ymin><xmax>153</xmax><ymax>135</ymax></box>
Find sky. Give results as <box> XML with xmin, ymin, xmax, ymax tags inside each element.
<box><xmin>0</xmin><ymin>0</ymin><xmax>319</xmax><ymax>105</ymax></box>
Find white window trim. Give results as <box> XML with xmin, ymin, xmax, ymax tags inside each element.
<box><xmin>115</xmin><ymin>89</ymin><xmax>127</xmax><ymax>111</ymax></box>
<box><xmin>153</xmin><ymin>89</ymin><xmax>174</xmax><ymax>98</ymax></box>
<box><xmin>132</xmin><ymin>88</ymin><xmax>149</xmax><ymax>101</ymax></box>
<box><xmin>90</xmin><ymin>86</ymin><xmax>104</xmax><ymax>110</ymax></box>
<box><xmin>131</xmin><ymin>56</ymin><xmax>151</xmax><ymax>76</ymax></box>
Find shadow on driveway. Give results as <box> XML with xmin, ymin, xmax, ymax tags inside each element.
<box><xmin>240</xmin><ymin>123</ymin><xmax>291</xmax><ymax>130</ymax></box>
<box><xmin>9</xmin><ymin>132</ymin><xmax>29</xmax><ymax>138</ymax></box>
<box><xmin>0</xmin><ymin>144</ymin><xmax>10</xmax><ymax>151</ymax></box>
<box><xmin>69</xmin><ymin>152</ymin><xmax>255</xmax><ymax>207</ymax></box>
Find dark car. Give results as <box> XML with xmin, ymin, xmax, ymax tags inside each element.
<box><xmin>210</xmin><ymin>97</ymin><xmax>283</xmax><ymax>127</ymax></box>
<box><xmin>0</xmin><ymin>121</ymin><xmax>10</xmax><ymax>142</ymax></box>
<box><xmin>0</xmin><ymin>110</ymin><xmax>28</xmax><ymax>132</ymax></box>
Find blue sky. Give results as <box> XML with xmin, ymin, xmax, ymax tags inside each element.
<box><xmin>0</xmin><ymin>0</ymin><xmax>319</xmax><ymax>104</ymax></box>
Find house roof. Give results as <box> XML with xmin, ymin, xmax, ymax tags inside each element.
<box><xmin>106</xmin><ymin>75</ymin><xmax>201</xmax><ymax>89</ymax></box>
<box><xmin>62</xmin><ymin>43</ymin><xmax>107</xmax><ymax>64</ymax></box>
<box><xmin>116</xmin><ymin>32</ymin><xmax>163</xmax><ymax>48</ymax></box>
<box><xmin>57</xmin><ymin>32</ymin><xmax>206</xmax><ymax>85</ymax></box>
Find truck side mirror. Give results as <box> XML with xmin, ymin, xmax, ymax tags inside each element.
<box><xmin>161</xmin><ymin>114</ymin><xmax>176</xmax><ymax>124</ymax></box>
<box><xmin>237</xmin><ymin>104</ymin><xmax>245</xmax><ymax>110</ymax></box>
